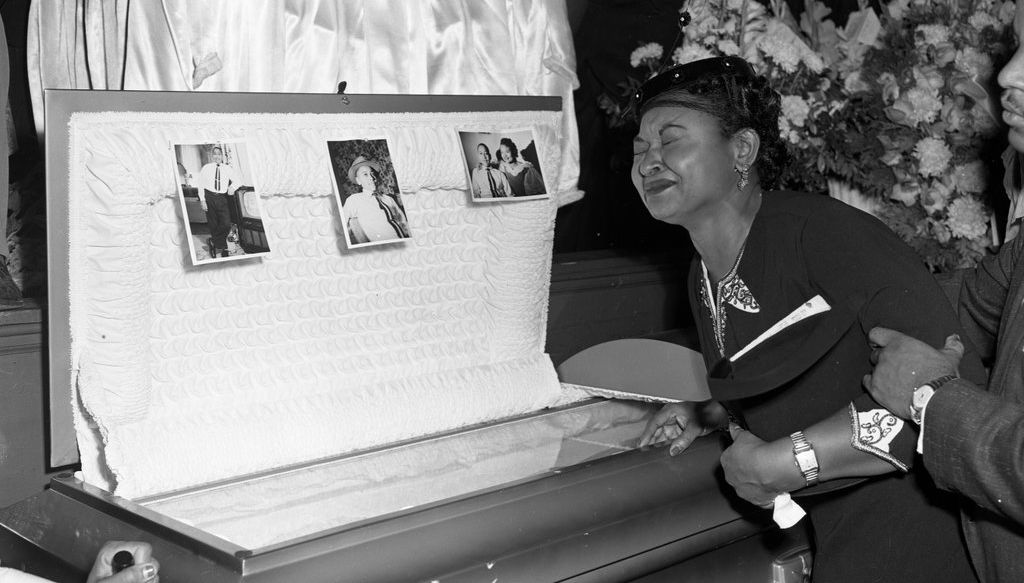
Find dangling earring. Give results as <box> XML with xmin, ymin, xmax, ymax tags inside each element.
<box><xmin>735</xmin><ymin>165</ymin><xmax>749</xmax><ymax>190</ymax></box>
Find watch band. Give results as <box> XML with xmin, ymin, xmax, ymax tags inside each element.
<box><xmin>790</xmin><ymin>430</ymin><xmax>819</xmax><ymax>486</ymax></box>
<box><xmin>924</xmin><ymin>374</ymin><xmax>958</xmax><ymax>391</ymax></box>
<box><xmin>911</xmin><ymin>374</ymin><xmax>958</xmax><ymax>424</ymax></box>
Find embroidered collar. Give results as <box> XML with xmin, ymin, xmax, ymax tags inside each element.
<box><xmin>700</xmin><ymin>244</ymin><xmax>760</xmax><ymax>357</ymax></box>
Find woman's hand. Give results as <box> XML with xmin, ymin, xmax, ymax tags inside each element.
<box><xmin>86</xmin><ymin>541</ymin><xmax>159</xmax><ymax>583</ymax></box>
<box><xmin>721</xmin><ymin>424</ymin><xmax>805</xmax><ymax>508</ymax></box>
<box><xmin>639</xmin><ymin>401</ymin><xmax>728</xmax><ymax>455</ymax></box>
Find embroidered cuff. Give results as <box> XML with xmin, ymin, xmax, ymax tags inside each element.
<box><xmin>848</xmin><ymin>401</ymin><xmax>910</xmax><ymax>472</ymax></box>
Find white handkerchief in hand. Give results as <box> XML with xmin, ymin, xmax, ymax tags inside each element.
<box><xmin>772</xmin><ymin>492</ymin><xmax>806</xmax><ymax>528</ymax></box>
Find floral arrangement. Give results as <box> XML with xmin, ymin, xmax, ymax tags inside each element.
<box><xmin>602</xmin><ymin>0</ymin><xmax>1016</xmax><ymax>271</ymax></box>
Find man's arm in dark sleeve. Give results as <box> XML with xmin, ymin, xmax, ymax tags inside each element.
<box><xmin>924</xmin><ymin>380</ymin><xmax>1024</xmax><ymax>525</ymax></box>
<box><xmin>951</xmin><ymin>233</ymin><xmax>1024</xmax><ymax>363</ymax></box>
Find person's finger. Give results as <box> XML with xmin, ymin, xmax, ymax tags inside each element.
<box><xmin>639</xmin><ymin>423</ymin><xmax>659</xmax><ymax>447</ymax></box>
<box><xmin>662</xmin><ymin>424</ymin><xmax>682</xmax><ymax>441</ymax></box>
<box><xmin>941</xmin><ymin>333</ymin><xmax>964</xmax><ymax>361</ymax></box>
<box><xmin>639</xmin><ymin>420</ymin><xmax>660</xmax><ymax>447</ymax></box>
<box><xmin>728</xmin><ymin>421</ymin><xmax>743</xmax><ymax>440</ymax></box>
<box><xmin>101</xmin><ymin>561</ymin><xmax>159</xmax><ymax>583</ymax></box>
<box><xmin>648</xmin><ymin>425</ymin><xmax>678</xmax><ymax>447</ymax></box>
<box><xmin>867</xmin><ymin>326</ymin><xmax>899</xmax><ymax>348</ymax></box>
<box><xmin>89</xmin><ymin>541</ymin><xmax>129</xmax><ymax>579</ymax></box>
<box><xmin>668</xmin><ymin>421</ymin><xmax>703</xmax><ymax>456</ymax></box>
<box><xmin>645</xmin><ymin>426</ymin><xmax>665</xmax><ymax>447</ymax></box>
<box><xmin>640</xmin><ymin>405</ymin><xmax>686</xmax><ymax>446</ymax></box>
<box><xmin>89</xmin><ymin>541</ymin><xmax>157</xmax><ymax>582</ymax></box>
<box><xmin>644</xmin><ymin>417</ymin><xmax>684</xmax><ymax>447</ymax></box>
<box><xmin>640</xmin><ymin>407</ymin><xmax>673</xmax><ymax>446</ymax></box>
<box><xmin>115</xmin><ymin>542</ymin><xmax>153</xmax><ymax>564</ymax></box>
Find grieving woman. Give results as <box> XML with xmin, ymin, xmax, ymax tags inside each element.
<box><xmin>634</xmin><ymin>57</ymin><xmax>982</xmax><ymax>582</ymax></box>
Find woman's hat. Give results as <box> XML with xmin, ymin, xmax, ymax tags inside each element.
<box><xmin>348</xmin><ymin>156</ymin><xmax>382</xmax><ymax>184</ymax></box>
<box><xmin>629</xmin><ymin>56</ymin><xmax>756</xmax><ymax>113</ymax></box>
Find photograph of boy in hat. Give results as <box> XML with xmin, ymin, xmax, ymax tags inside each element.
<box><xmin>327</xmin><ymin>139</ymin><xmax>411</xmax><ymax>247</ymax></box>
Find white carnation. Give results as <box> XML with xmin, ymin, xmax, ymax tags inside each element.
<box><xmin>781</xmin><ymin>95</ymin><xmax>811</xmax><ymax>127</ymax></box>
<box><xmin>915</xmin><ymin>24</ymin><xmax>951</xmax><ymax>46</ymax></box>
<box><xmin>946</xmin><ymin>196</ymin><xmax>989</xmax><ymax>240</ymax></box>
<box><xmin>777</xmin><ymin>117</ymin><xmax>802</xmax><ymax>144</ymax></box>
<box><xmin>672</xmin><ymin>44</ymin><xmax>715</xmax><ymax>65</ymax></box>
<box><xmin>953</xmin><ymin>161</ymin><xmax>987</xmax><ymax>194</ymax></box>
<box><xmin>757</xmin><ymin>21</ymin><xmax>825</xmax><ymax>73</ymax></box>
<box><xmin>999</xmin><ymin>1</ymin><xmax>1016</xmax><ymax>24</ymax></box>
<box><xmin>630</xmin><ymin>43</ymin><xmax>664</xmax><ymax>68</ymax></box>
<box><xmin>913</xmin><ymin>137</ymin><xmax>953</xmax><ymax>178</ymax></box>
<box><xmin>969</xmin><ymin>12</ymin><xmax>999</xmax><ymax>30</ymax></box>
<box><xmin>955</xmin><ymin>47</ymin><xmax>993</xmax><ymax>78</ymax></box>
<box><xmin>717</xmin><ymin>39</ymin><xmax>741</xmax><ymax>56</ymax></box>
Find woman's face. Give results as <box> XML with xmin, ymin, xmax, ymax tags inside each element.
<box><xmin>999</xmin><ymin>1</ymin><xmax>1024</xmax><ymax>153</ymax></box>
<box><xmin>356</xmin><ymin>165</ymin><xmax>376</xmax><ymax>191</ymax></box>
<box><xmin>631</xmin><ymin>105</ymin><xmax>738</xmax><ymax>227</ymax></box>
<box><xmin>499</xmin><ymin>144</ymin><xmax>513</xmax><ymax>163</ymax></box>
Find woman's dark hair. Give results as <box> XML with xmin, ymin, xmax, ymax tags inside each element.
<box><xmin>499</xmin><ymin>137</ymin><xmax>520</xmax><ymax>163</ymax></box>
<box><xmin>638</xmin><ymin>60</ymin><xmax>789</xmax><ymax>190</ymax></box>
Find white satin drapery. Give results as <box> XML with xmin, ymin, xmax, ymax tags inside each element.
<box><xmin>28</xmin><ymin>0</ymin><xmax>581</xmax><ymax>195</ymax></box>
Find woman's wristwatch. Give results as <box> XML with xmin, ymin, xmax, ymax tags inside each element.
<box><xmin>790</xmin><ymin>430</ymin><xmax>819</xmax><ymax>486</ymax></box>
<box><xmin>910</xmin><ymin>374</ymin><xmax>958</xmax><ymax>424</ymax></box>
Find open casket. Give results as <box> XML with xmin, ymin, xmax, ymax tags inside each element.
<box><xmin>0</xmin><ymin>91</ymin><xmax>796</xmax><ymax>582</ymax></box>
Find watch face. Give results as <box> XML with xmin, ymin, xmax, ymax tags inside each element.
<box><xmin>913</xmin><ymin>385</ymin><xmax>935</xmax><ymax>408</ymax></box>
<box><xmin>796</xmin><ymin>451</ymin><xmax>817</xmax><ymax>472</ymax></box>
<box><xmin>911</xmin><ymin>386</ymin><xmax>935</xmax><ymax>423</ymax></box>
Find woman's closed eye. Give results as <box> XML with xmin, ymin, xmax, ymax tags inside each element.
<box><xmin>659</xmin><ymin>127</ymin><xmax>685</xmax><ymax>145</ymax></box>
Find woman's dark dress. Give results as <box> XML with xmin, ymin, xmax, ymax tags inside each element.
<box><xmin>690</xmin><ymin>191</ymin><xmax>981</xmax><ymax>582</ymax></box>
<box><xmin>503</xmin><ymin>163</ymin><xmax>545</xmax><ymax>197</ymax></box>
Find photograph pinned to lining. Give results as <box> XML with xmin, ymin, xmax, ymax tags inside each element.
<box><xmin>172</xmin><ymin>140</ymin><xmax>272</xmax><ymax>265</ymax></box>
<box><xmin>458</xmin><ymin>128</ymin><xmax>548</xmax><ymax>203</ymax></box>
<box><xmin>326</xmin><ymin>138</ymin><xmax>412</xmax><ymax>248</ymax></box>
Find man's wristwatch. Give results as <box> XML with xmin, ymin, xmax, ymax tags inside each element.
<box><xmin>910</xmin><ymin>374</ymin><xmax>958</xmax><ymax>424</ymax></box>
<box><xmin>790</xmin><ymin>430</ymin><xmax>819</xmax><ymax>486</ymax></box>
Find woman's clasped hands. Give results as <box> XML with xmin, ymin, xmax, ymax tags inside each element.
<box><xmin>640</xmin><ymin>402</ymin><xmax>802</xmax><ymax>509</ymax></box>
<box><xmin>721</xmin><ymin>424</ymin><xmax>797</xmax><ymax>509</ymax></box>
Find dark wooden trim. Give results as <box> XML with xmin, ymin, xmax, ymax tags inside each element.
<box><xmin>0</xmin><ymin>301</ymin><xmax>44</xmax><ymax>356</ymax></box>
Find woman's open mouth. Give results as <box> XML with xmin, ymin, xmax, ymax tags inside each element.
<box><xmin>1002</xmin><ymin>93</ymin><xmax>1024</xmax><ymax>129</ymax></box>
<box><xmin>644</xmin><ymin>179</ymin><xmax>675</xmax><ymax>195</ymax></box>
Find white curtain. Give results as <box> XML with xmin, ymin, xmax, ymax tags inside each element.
<box><xmin>27</xmin><ymin>0</ymin><xmax>581</xmax><ymax>195</ymax></box>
